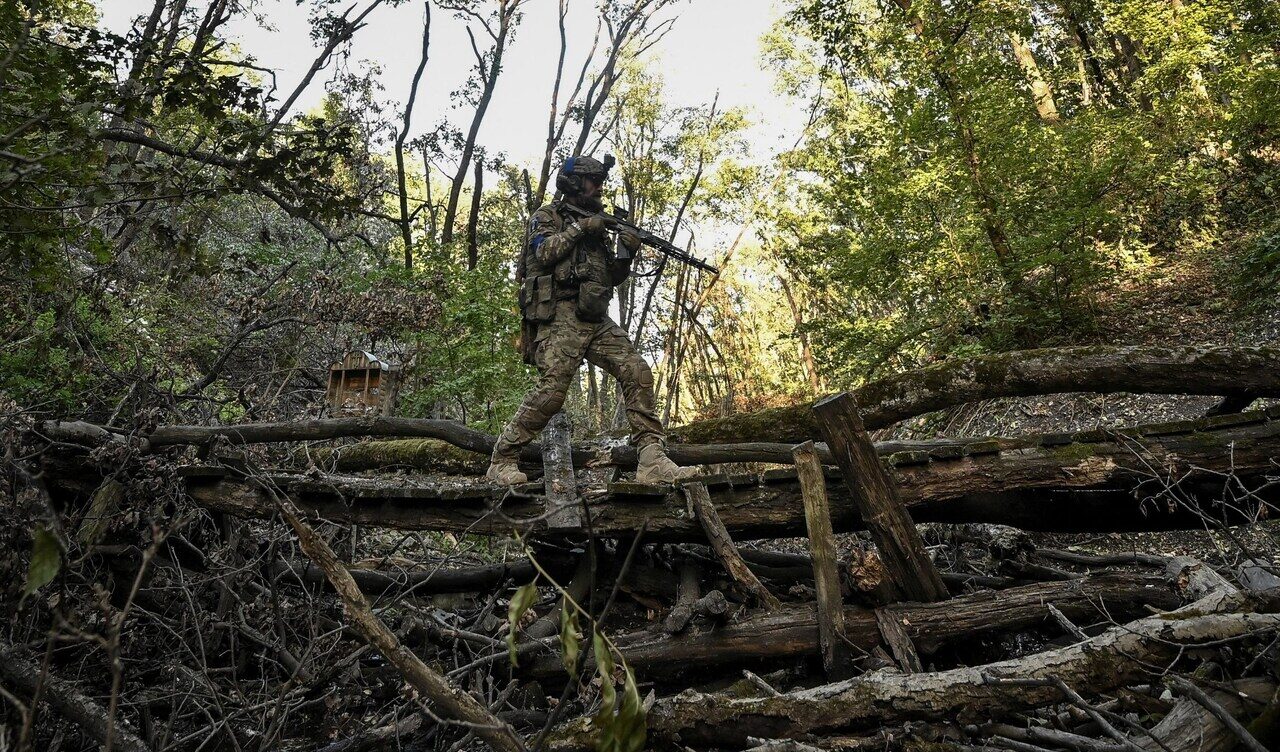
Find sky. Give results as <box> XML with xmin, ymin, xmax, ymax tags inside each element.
<box><xmin>97</xmin><ymin>0</ymin><xmax>807</xmax><ymax>173</ymax></box>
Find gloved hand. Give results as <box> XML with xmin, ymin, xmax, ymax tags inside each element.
<box><xmin>578</xmin><ymin>213</ymin><xmax>613</xmax><ymax>236</ymax></box>
<box><xmin>619</xmin><ymin>229</ymin><xmax>642</xmax><ymax>253</ymax></box>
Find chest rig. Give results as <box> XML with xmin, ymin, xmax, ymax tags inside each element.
<box><xmin>518</xmin><ymin>202</ymin><xmax>615</xmax><ymax>327</ymax></box>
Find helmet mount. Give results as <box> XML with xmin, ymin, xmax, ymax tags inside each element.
<box><xmin>556</xmin><ymin>154</ymin><xmax>614</xmax><ymax>197</ymax></box>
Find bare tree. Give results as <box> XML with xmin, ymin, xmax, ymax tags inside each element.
<box><xmin>532</xmin><ymin>0</ymin><xmax>602</xmax><ymax>209</ymax></box>
<box><xmin>439</xmin><ymin>0</ymin><xmax>527</xmax><ymax>245</ymax></box>
<box><xmin>571</xmin><ymin>0</ymin><xmax>678</xmax><ymax>156</ymax></box>
<box><xmin>396</xmin><ymin>2</ymin><xmax>432</xmax><ymax>268</ymax></box>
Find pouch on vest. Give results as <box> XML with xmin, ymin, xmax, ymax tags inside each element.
<box><xmin>575</xmin><ymin>281</ymin><xmax>612</xmax><ymax>323</ymax></box>
<box><xmin>523</xmin><ymin>275</ymin><xmax>556</xmax><ymax>322</ymax></box>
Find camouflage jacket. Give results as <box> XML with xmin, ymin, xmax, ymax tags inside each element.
<box><xmin>523</xmin><ymin>201</ymin><xmax>632</xmax><ymax>297</ymax></box>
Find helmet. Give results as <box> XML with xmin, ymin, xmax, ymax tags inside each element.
<box><xmin>555</xmin><ymin>154</ymin><xmax>614</xmax><ymax>196</ymax></box>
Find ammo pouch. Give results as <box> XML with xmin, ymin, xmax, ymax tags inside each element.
<box><xmin>575</xmin><ymin>281</ymin><xmax>612</xmax><ymax>323</ymax></box>
<box><xmin>521</xmin><ymin>275</ymin><xmax>556</xmax><ymax>323</ymax></box>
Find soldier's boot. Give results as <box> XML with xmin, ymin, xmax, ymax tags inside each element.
<box><xmin>485</xmin><ymin>457</ymin><xmax>528</xmax><ymax>486</ymax></box>
<box><xmin>635</xmin><ymin>443</ymin><xmax>700</xmax><ymax>485</ymax></box>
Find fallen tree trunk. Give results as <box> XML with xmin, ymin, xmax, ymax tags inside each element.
<box><xmin>271</xmin><ymin>489</ymin><xmax>525</xmax><ymax>752</ymax></box>
<box><xmin>0</xmin><ymin>641</ymin><xmax>152</xmax><ymax>752</ymax></box>
<box><xmin>1137</xmin><ymin>678</ymin><xmax>1274</xmax><ymax>752</ymax></box>
<box><xmin>296</xmin><ymin>437</ymin><xmax>978</xmax><ymax>473</ymax></box>
<box><xmin>41</xmin><ymin>417</ymin><xmax>964</xmax><ymax>471</ymax></box>
<box><xmin>525</xmin><ymin>573</ymin><xmax>1179</xmax><ymax>678</ymax></box>
<box><xmin>670</xmin><ymin>344</ymin><xmax>1280</xmax><ymax>444</ymax></box>
<box><xmin>181</xmin><ymin>412</ymin><xmax>1280</xmax><ymax>541</ymax></box>
<box><xmin>47</xmin><ymin>345</ymin><xmax>1280</xmax><ymax>466</ymax></box>
<box><xmin>621</xmin><ymin>591</ymin><xmax>1280</xmax><ymax>748</ymax></box>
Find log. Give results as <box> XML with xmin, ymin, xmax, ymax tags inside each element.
<box><xmin>298</xmin><ymin>437</ymin><xmax>976</xmax><ymax>473</ymax></box>
<box><xmin>670</xmin><ymin>344</ymin><xmax>1280</xmax><ymax>444</ymax></box>
<box><xmin>180</xmin><ymin>412</ymin><xmax>1280</xmax><ymax>541</ymax></box>
<box><xmin>1138</xmin><ymin>678</ymin><xmax>1276</xmax><ymax>752</ymax></box>
<box><xmin>694</xmin><ymin>590</ymin><xmax>730</xmax><ymax>620</ymax></box>
<box><xmin>813</xmin><ymin>393</ymin><xmax>947</xmax><ymax>602</ymax></box>
<box><xmin>0</xmin><ymin>640</ymin><xmax>152</xmax><ymax>752</ymax></box>
<box><xmin>794</xmin><ymin>440</ymin><xmax>853</xmax><ymax>675</ymax></box>
<box><xmin>1168</xmin><ymin>677</ymin><xmax>1269</xmax><ymax>752</ymax></box>
<box><xmin>637</xmin><ymin>591</ymin><xmax>1280</xmax><ymax>746</ymax></box>
<box><xmin>686</xmin><ymin>482</ymin><xmax>782</xmax><ymax>610</ymax></box>
<box><xmin>47</xmin><ymin>418</ymin><xmax>972</xmax><ymax>472</ymax></box>
<box><xmin>526</xmin><ymin>573</ymin><xmax>1179</xmax><ymax>678</ymax></box>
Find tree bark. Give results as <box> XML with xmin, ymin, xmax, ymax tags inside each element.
<box><xmin>395</xmin><ymin>3</ymin><xmax>431</xmax><ymax>268</ymax></box>
<box><xmin>465</xmin><ymin>159</ymin><xmax>483</xmax><ymax>270</ymax></box>
<box><xmin>1009</xmin><ymin>30</ymin><xmax>1060</xmax><ymax>123</ymax></box>
<box><xmin>794</xmin><ymin>441</ymin><xmax>852</xmax><ymax>676</ymax></box>
<box><xmin>634</xmin><ymin>592</ymin><xmax>1280</xmax><ymax>747</ymax></box>
<box><xmin>1137</xmin><ymin>679</ymin><xmax>1275</xmax><ymax>752</ymax></box>
<box><xmin>686</xmin><ymin>482</ymin><xmax>781</xmax><ymax>610</ymax></box>
<box><xmin>813</xmin><ymin>393</ymin><xmax>948</xmax><ymax>603</ymax></box>
<box><xmin>181</xmin><ymin>411</ymin><xmax>1280</xmax><ymax>541</ymax></box>
<box><xmin>527</xmin><ymin>573</ymin><xmax>1179</xmax><ymax>679</ymax></box>
<box><xmin>541</xmin><ymin>412</ymin><xmax>580</xmax><ymax>529</ymax></box>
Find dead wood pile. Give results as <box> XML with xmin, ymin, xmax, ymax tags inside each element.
<box><xmin>6</xmin><ymin>345</ymin><xmax>1280</xmax><ymax>752</ymax></box>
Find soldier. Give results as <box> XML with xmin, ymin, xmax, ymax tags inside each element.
<box><xmin>485</xmin><ymin>155</ymin><xmax>699</xmax><ymax>486</ymax></box>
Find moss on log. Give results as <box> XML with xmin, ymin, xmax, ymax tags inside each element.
<box><xmin>300</xmin><ymin>439</ymin><xmax>490</xmax><ymax>474</ymax></box>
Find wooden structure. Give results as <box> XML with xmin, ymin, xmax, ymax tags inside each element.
<box><xmin>325</xmin><ymin>351</ymin><xmax>401</xmax><ymax>416</ymax></box>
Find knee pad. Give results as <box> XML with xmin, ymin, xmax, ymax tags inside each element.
<box><xmin>529</xmin><ymin>388</ymin><xmax>567</xmax><ymax>418</ymax></box>
<box><xmin>623</xmin><ymin>357</ymin><xmax>654</xmax><ymax>390</ymax></box>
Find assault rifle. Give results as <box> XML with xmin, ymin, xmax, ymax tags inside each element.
<box><xmin>560</xmin><ymin>203</ymin><xmax>720</xmax><ymax>275</ymax></box>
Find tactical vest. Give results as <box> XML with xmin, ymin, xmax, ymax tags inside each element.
<box><xmin>519</xmin><ymin>202</ymin><xmax>615</xmax><ymax>325</ymax></box>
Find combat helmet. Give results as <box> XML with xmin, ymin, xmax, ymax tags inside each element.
<box><xmin>555</xmin><ymin>154</ymin><xmax>614</xmax><ymax>196</ymax></box>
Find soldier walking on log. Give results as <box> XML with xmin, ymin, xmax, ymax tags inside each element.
<box><xmin>485</xmin><ymin>155</ymin><xmax>699</xmax><ymax>486</ymax></box>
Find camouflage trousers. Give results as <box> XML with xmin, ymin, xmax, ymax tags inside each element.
<box><xmin>492</xmin><ymin>300</ymin><xmax>664</xmax><ymax>461</ymax></box>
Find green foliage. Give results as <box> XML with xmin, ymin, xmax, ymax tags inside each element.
<box><xmin>23</xmin><ymin>525</ymin><xmax>62</xmax><ymax>600</ymax></box>
<box><xmin>591</xmin><ymin>631</ymin><xmax>646</xmax><ymax>752</ymax></box>
<box><xmin>766</xmin><ymin>0</ymin><xmax>1280</xmax><ymax>382</ymax></box>
<box><xmin>506</xmin><ymin>581</ymin><xmax>539</xmax><ymax>667</ymax></box>
<box><xmin>1237</xmin><ymin>216</ymin><xmax>1280</xmax><ymax>306</ymax></box>
<box><xmin>559</xmin><ymin>595</ymin><xmax>582</xmax><ymax>675</ymax></box>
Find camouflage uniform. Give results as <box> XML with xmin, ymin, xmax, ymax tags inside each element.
<box><xmin>490</xmin><ymin>201</ymin><xmax>664</xmax><ymax>462</ymax></box>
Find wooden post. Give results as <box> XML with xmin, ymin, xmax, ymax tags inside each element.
<box><xmin>794</xmin><ymin>440</ymin><xmax>854</xmax><ymax>677</ymax></box>
<box><xmin>812</xmin><ymin>392</ymin><xmax>948</xmax><ymax>603</ymax></box>
<box><xmin>542</xmin><ymin>411</ymin><xmax>581</xmax><ymax>529</ymax></box>
<box><xmin>684</xmin><ymin>482</ymin><xmax>781</xmax><ymax>611</ymax></box>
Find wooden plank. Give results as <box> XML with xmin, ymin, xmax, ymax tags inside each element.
<box><xmin>541</xmin><ymin>412</ymin><xmax>580</xmax><ymax>529</ymax></box>
<box><xmin>812</xmin><ymin>392</ymin><xmax>948</xmax><ymax>603</ymax></box>
<box><xmin>794</xmin><ymin>440</ymin><xmax>853</xmax><ymax>678</ymax></box>
<box><xmin>684</xmin><ymin>482</ymin><xmax>781</xmax><ymax>610</ymax></box>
